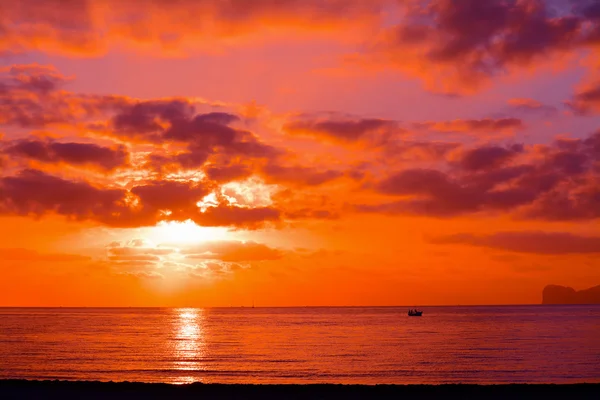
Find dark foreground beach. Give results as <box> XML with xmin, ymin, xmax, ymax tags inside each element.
<box><xmin>1</xmin><ymin>380</ymin><xmax>599</xmax><ymax>400</ymax></box>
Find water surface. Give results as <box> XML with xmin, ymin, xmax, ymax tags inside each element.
<box><xmin>1</xmin><ymin>306</ymin><xmax>598</xmax><ymax>384</ymax></box>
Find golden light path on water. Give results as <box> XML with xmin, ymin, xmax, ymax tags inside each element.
<box><xmin>172</xmin><ymin>308</ymin><xmax>207</xmax><ymax>384</ymax></box>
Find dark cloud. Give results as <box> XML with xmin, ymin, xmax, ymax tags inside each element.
<box><xmin>430</xmin><ymin>231</ymin><xmax>600</xmax><ymax>254</ymax></box>
<box><xmin>523</xmin><ymin>183</ymin><xmax>600</xmax><ymax>221</ymax></box>
<box><xmin>3</xmin><ymin>138</ymin><xmax>129</xmax><ymax>171</ymax></box>
<box><xmin>109</xmin><ymin>102</ymin><xmax>240</xmax><ymax>146</ymax></box>
<box><xmin>542</xmin><ymin>132</ymin><xmax>600</xmax><ymax>170</ymax></box>
<box><xmin>358</xmin><ymin>166</ymin><xmax>555</xmax><ymax>217</ymax></box>
<box><xmin>355</xmin><ymin>131</ymin><xmax>600</xmax><ymax>220</ymax></box>
<box><xmin>3</xmin><ymin>64</ymin><xmax>71</xmax><ymax>94</ymax></box>
<box><xmin>130</xmin><ymin>180</ymin><xmax>210</xmax><ymax>215</ymax></box>
<box><xmin>204</xmin><ymin>163</ymin><xmax>253</xmax><ymax>183</ymax></box>
<box><xmin>0</xmin><ymin>169</ymin><xmax>129</xmax><ymax>224</ymax></box>
<box><xmin>111</xmin><ymin>100</ymin><xmax>195</xmax><ymax>142</ymax></box>
<box><xmin>109</xmin><ymin>100</ymin><xmax>281</xmax><ymax>170</ymax></box>
<box><xmin>3</xmin><ymin>1</ymin><xmax>600</xmax><ymax>99</ymax></box>
<box><xmin>368</xmin><ymin>0</ymin><xmax>587</xmax><ymax>93</ymax></box>
<box><xmin>0</xmin><ymin>169</ymin><xmax>284</xmax><ymax>229</ymax></box>
<box><xmin>1</xmin><ymin>67</ymin><xmax>281</xmax><ymax>177</ymax></box>
<box><xmin>566</xmin><ymin>82</ymin><xmax>600</xmax><ymax>115</ymax></box>
<box><xmin>374</xmin><ymin>168</ymin><xmax>454</xmax><ymax>197</ymax></box>
<box><xmin>382</xmin><ymin>140</ymin><xmax>461</xmax><ymax>162</ymax></box>
<box><xmin>545</xmin><ymin>150</ymin><xmax>589</xmax><ymax>174</ymax></box>
<box><xmin>261</xmin><ymin>163</ymin><xmax>344</xmax><ymax>186</ymax></box>
<box><xmin>284</xmin><ymin>208</ymin><xmax>339</xmax><ymax>220</ymax></box>
<box><xmin>284</xmin><ymin>116</ymin><xmax>399</xmax><ymax>144</ymax></box>
<box><xmin>359</xmin><ymin>168</ymin><xmax>497</xmax><ymax>217</ymax></box>
<box><xmin>163</xmin><ymin>112</ymin><xmax>240</xmax><ymax>143</ymax></box>
<box><xmin>192</xmin><ymin>204</ymin><xmax>281</xmax><ymax>230</ymax></box>
<box><xmin>0</xmin><ymin>63</ymin><xmax>128</xmax><ymax>128</ymax></box>
<box><xmin>457</xmin><ymin>144</ymin><xmax>523</xmax><ymax>171</ymax></box>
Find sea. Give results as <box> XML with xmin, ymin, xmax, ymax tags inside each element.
<box><xmin>0</xmin><ymin>306</ymin><xmax>599</xmax><ymax>384</ymax></box>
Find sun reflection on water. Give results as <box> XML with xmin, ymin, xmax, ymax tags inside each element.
<box><xmin>172</xmin><ymin>308</ymin><xmax>207</xmax><ymax>384</ymax></box>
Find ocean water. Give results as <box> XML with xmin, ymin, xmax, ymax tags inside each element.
<box><xmin>0</xmin><ymin>306</ymin><xmax>599</xmax><ymax>384</ymax></box>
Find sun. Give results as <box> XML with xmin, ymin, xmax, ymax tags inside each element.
<box><xmin>144</xmin><ymin>220</ymin><xmax>230</xmax><ymax>244</ymax></box>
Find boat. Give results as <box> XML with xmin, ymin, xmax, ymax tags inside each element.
<box><xmin>408</xmin><ymin>309</ymin><xmax>423</xmax><ymax>317</ymax></box>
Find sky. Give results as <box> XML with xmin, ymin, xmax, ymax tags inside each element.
<box><xmin>0</xmin><ymin>0</ymin><xmax>599</xmax><ymax>307</ymax></box>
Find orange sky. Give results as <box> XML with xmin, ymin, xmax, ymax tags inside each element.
<box><xmin>0</xmin><ymin>0</ymin><xmax>599</xmax><ymax>306</ymax></box>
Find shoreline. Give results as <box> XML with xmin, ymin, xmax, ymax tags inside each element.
<box><xmin>1</xmin><ymin>380</ymin><xmax>599</xmax><ymax>400</ymax></box>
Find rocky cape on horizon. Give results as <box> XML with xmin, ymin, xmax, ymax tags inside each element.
<box><xmin>542</xmin><ymin>285</ymin><xmax>600</xmax><ymax>305</ymax></box>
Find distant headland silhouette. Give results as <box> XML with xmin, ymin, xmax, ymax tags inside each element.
<box><xmin>542</xmin><ymin>285</ymin><xmax>600</xmax><ymax>305</ymax></box>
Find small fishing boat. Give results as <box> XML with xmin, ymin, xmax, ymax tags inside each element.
<box><xmin>408</xmin><ymin>309</ymin><xmax>423</xmax><ymax>317</ymax></box>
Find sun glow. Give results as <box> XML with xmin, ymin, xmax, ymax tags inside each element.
<box><xmin>146</xmin><ymin>220</ymin><xmax>230</xmax><ymax>244</ymax></box>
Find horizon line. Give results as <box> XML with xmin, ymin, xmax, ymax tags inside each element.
<box><xmin>2</xmin><ymin>303</ymin><xmax>597</xmax><ymax>309</ymax></box>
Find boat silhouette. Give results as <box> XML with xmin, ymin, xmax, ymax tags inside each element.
<box><xmin>408</xmin><ymin>309</ymin><xmax>423</xmax><ymax>316</ymax></box>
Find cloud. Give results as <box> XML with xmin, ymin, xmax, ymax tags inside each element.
<box><xmin>508</xmin><ymin>98</ymin><xmax>558</xmax><ymax>116</ymax></box>
<box><xmin>430</xmin><ymin>231</ymin><xmax>600</xmax><ymax>254</ymax></box>
<box><xmin>0</xmin><ymin>65</ymin><xmax>300</xmax><ymax>229</ymax></box>
<box><xmin>0</xmin><ymin>63</ymin><xmax>128</xmax><ymax>128</ymax></box>
<box><xmin>269</xmin><ymin>188</ymin><xmax>340</xmax><ymax>221</ymax></box>
<box><xmin>260</xmin><ymin>163</ymin><xmax>344</xmax><ymax>187</ymax></box>
<box><xmin>192</xmin><ymin>204</ymin><xmax>281</xmax><ymax>230</ymax></box>
<box><xmin>283</xmin><ymin>115</ymin><xmax>400</xmax><ymax>145</ymax></box>
<box><xmin>4</xmin><ymin>1</ymin><xmax>600</xmax><ymax>99</ymax></box>
<box><xmin>110</xmin><ymin>99</ymin><xmax>196</xmax><ymax>142</ymax></box>
<box><xmin>456</xmin><ymin>144</ymin><xmax>524</xmax><ymax>171</ymax></box>
<box><xmin>358</xmin><ymin>167</ymin><xmax>500</xmax><ymax>217</ymax></box>
<box><xmin>0</xmin><ymin>0</ymin><xmax>382</xmax><ymax>56</ymax></box>
<box><xmin>103</xmin><ymin>241</ymin><xmax>169</xmax><ymax>278</ymax></box>
<box><xmin>0</xmin><ymin>169</ymin><xmax>130</xmax><ymax>225</ymax></box>
<box><xmin>0</xmin><ymin>248</ymin><xmax>91</xmax><ymax>262</ymax></box>
<box><xmin>521</xmin><ymin>132</ymin><xmax>600</xmax><ymax>221</ymax></box>
<box><xmin>357</xmin><ymin>166</ymin><xmax>547</xmax><ymax>217</ymax></box>
<box><xmin>182</xmin><ymin>241</ymin><xmax>284</xmax><ymax>262</ymax></box>
<box><xmin>0</xmin><ymin>64</ymin><xmax>71</xmax><ymax>94</ymax></box>
<box><xmin>109</xmin><ymin>248</ymin><xmax>171</xmax><ymax>257</ymax></box>
<box><xmin>130</xmin><ymin>180</ymin><xmax>211</xmax><ymax>216</ymax></box>
<box><xmin>523</xmin><ymin>182</ymin><xmax>600</xmax><ymax>221</ymax></box>
<box><xmin>374</xmin><ymin>168</ymin><xmax>454</xmax><ymax>197</ymax></box>
<box><xmin>104</xmin><ymin>241</ymin><xmax>167</xmax><ymax>277</ymax></box>
<box><xmin>108</xmin><ymin>254</ymin><xmax>161</xmax><ymax>262</ymax></box>
<box><xmin>0</xmin><ymin>169</ymin><xmax>283</xmax><ymax>229</ymax></box>
<box><xmin>204</xmin><ymin>163</ymin><xmax>253</xmax><ymax>183</ymax></box>
<box><xmin>363</xmin><ymin>0</ymin><xmax>586</xmax><ymax>94</ymax></box>
<box><xmin>119</xmin><ymin>270</ymin><xmax>164</xmax><ymax>279</ymax></box>
<box><xmin>1</xmin><ymin>67</ymin><xmax>281</xmax><ymax>175</ymax></box>
<box><xmin>2</xmin><ymin>62</ymin><xmax>598</xmax><ymax>230</ymax></box>
<box><xmin>565</xmin><ymin>81</ymin><xmax>600</xmax><ymax>115</ymax></box>
<box><xmin>355</xmin><ymin>131</ymin><xmax>600</xmax><ymax>220</ymax></box>
<box><xmin>104</xmin><ymin>238</ymin><xmax>263</xmax><ymax>280</ymax></box>
<box><xmin>107</xmin><ymin>101</ymin><xmax>282</xmax><ymax>170</ymax></box>
<box><xmin>185</xmin><ymin>260</ymin><xmax>247</xmax><ymax>279</ymax></box>
<box><xmin>0</xmin><ymin>64</ymin><xmax>79</xmax><ymax>127</ymax></box>
<box><xmin>284</xmin><ymin>208</ymin><xmax>339</xmax><ymax>220</ymax></box>
<box><xmin>2</xmin><ymin>138</ymin><xmax>129</xmax><ymax>171</ymax></box>
<box><xmin>382</xmin><ymin>141</ymin><xmax>461</xmax><ymax>162</ymax></box>
<box><xmin>413</xmin><ymin>118</ymin><xmax>524</xmax><ymax>135</ymax></box>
